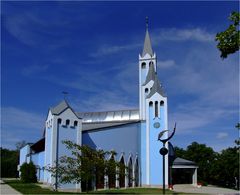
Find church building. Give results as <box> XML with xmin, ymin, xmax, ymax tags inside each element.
<box><xmin>19</xmin><ymin>24</ymin><xmax>198</xmax><ymax>191</ymax></box>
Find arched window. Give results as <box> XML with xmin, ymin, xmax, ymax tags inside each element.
<box><xmin>119</xmin><ymin>156</ymin><xmax>125</xmax><ymax>188</ymax></box>
<box><xmin>108</xmin><ymin>156</ymin><xmax>116</xmax><ymax>188</ymax></box>
<box><xmin>57</xmin><ymin>118</ymin><xmax>62</xmax><ymax>124</ymax></box>
<box><xmin>160</xmin><ymin>101</ymin><xmax>164</xmax><ymax>106</ymax></box>
<box><xmin>141</xmin><ymin>62</ymin><xmax>146</xmax><ymax>69</ymax></box>
<box><xmin>134</xmin><ymin>158</ymin><xmax>139</xmax><ymax>187</ymax></box>
<box><xmin>74</xmin><ymin>121</ymin><xmax>78</xmax><ymax>126</ymax></box>
<box><xmin>145</xmin><ymin>88</ymin><xmax>149</xmax><ymax>93</ymax></box>
<box><xmin>149</xmin><ymin>101</ymin><xmax>153</xmax><ymax>107</ymax></box>
<box><xmin>66</xmin><ymin>119</ymin><xmax>70</xmax><ymax>126</ymax></box>
<box><xmin>128</xmin><ymin>158</ymin><xmax>133</xmax><ymax>187</ymax></box>
<box><xmin>155</xmin><ymin>101</ymin><xmax>158</xmax><ymax>117</ymax></box>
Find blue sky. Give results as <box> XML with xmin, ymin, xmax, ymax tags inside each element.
<box><xmin>1</xmin><ymin>1</ymin><xmax>239</xmax><ymax>151</ymax></box>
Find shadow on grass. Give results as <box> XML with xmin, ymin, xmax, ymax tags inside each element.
<box><xmin>4</xmin><ymin>180</ymin><xmax>188</xmax><ymax>194</ymax></box>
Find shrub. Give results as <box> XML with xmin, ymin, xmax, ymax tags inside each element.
<box><xmin>20</xmin><ymin>162</ymin><xmax>37</xmax><ymax>183</ymax></box>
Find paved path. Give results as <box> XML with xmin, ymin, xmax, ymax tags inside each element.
<box><xmin>0</xmin><ymin>180</ymin><xmax>22</xmax><ymax>195</ymax></box>
<box><xmin>173</xmin><ymin>184</ymin><xmax>239</xmax><ymax>195</ymax></box>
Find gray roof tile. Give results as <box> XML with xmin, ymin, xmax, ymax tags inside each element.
<box><xmin>50</xmin><ymin>100</ymin><xmax>69</xmax><ymax>115</ymax></box>
<box><xmin>142</xmin><ymin>63</ymin><xmax>155</xmax><ymax>86</ymax></box>
<box><xmin>146</xmin><ymin>75</ymin><xmax>166</xmax><ymax>98</ymax></box>
<box><xmin>142</xmin><ymin>29</ymin><xmax>153</xmax><ymax>57</ymax></box>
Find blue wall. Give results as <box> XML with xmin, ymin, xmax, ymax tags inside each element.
<box><xmin>44</xmin><ymin>126</ymin><xmax>52</xmax><ymax>183</ymax></box>
<box><xmin>19</xmin><ymin>145</ymin><xmax>31</xmax><ymax>166</ymax></box>
<box><xmin>140</xmin><ymin>122</ymin><xmax>146</xmax><ymax>184</ymax></box>
<box><xmin>57</xmin><ymin>124</ymin><xmax>78</xmax><ymax>189</ymax></box>
<box><xmin>31</xmin><ymin>151</ymin><xmax>45</xmax><ymax>181</ymax></box>
<box><xmin>83</xmin><ymin>122</ymin><xmax>140</xmax><ymax>163</ymax></box>
<box><xmin>149</xmin><ymin>105</ymin><xmax>166</xmax><ymax>185</ymax></box>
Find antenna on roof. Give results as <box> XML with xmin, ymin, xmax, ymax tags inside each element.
<box><xmin>62</xmin><ymin>91</ymin><xmax>68</xmax><ymax>100</ymax></box>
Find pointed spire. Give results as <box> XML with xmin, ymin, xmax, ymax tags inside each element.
<box><xmin>142</xmin><ymin>16</ymin><xmax>154</xmax><ymax>57</ymax></box>
<box><xmin>147</xmin><ymin>75</ymin><xmax>166</xmax><ymax>98</ymax></box>
<box><xmin>142</xmin><ymin>63</ymin><xmax>155</xmax><ymax>86</ymax></box>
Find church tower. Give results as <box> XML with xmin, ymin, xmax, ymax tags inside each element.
<box><xmin>139</xmin><ymin>19</ymin><xmax>169</xmax><ymax>186</ymax></box>
<box><xmin>139</xmin><ymin>18</ymin><xmax>157</xmax><ymax>120</ymax></box>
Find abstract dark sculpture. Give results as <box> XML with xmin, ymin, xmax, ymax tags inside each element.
<box><xmin>158</xmin><ymin>123</ymin><xmax>176</xmax><ymax>194</ymax></box>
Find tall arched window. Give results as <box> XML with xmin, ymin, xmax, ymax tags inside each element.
<box><xmin>141</xmin><ymin>62</ymin><xmax>146</xmax><ymax>69</ymax></box>
<box><xmin>119</xmin><ymin>156</ymin><xmax>125</xmax><ymax>188</ymax></box>
<box><xmin>108</xmin><ymin>156</ymin><xmax>116</xmax><ymax>188</ymax></box>
<box><xmin>134</xmin><ymin>158</ymin><xmax>139</xmax><ymax>187</ymax></box>
<box><xmin>145</xmin><ymin>88</ymin><xmax>149</xmax><ymax>94</ymax></box>
<box><xmin>155</xmin><ymin>101</ymin><xmax>158</xmax><ymax>117</ymax></box>
<box><xmin>149</xmin><ymin>101</ymin><xmax>153</xmax><ymax>107</ymax></box>
<box><xmin>160</xmin><ymin>101</ymin><xmax>164</xmax><ymax>106</ymax></box>
<box><xmin>128</xmin><ymin>158</ymin><xmax>133</xmax><ymax>187</ymax></box>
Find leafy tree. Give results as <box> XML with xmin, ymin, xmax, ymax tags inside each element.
<box><xmin>216</xmin><ymin>11</ymin><xmax>240</xmax><ymax>59</ymax></box>
<box><xmin>215</xmin><ymin>147</ymin><xmax>239</xmax><ymax>189</ymax></box>
<box><xmin>174</xmin><ymin>142</ymin><xmax>239</xmax><ymax>189</ymax></box>
<box><xmin>47</xmin><ymin>140</ymin><xmax>125</xmax><ymax>192</ymax></box>
<box><xmin>20</xmin><ymin>162</ymin><xmax>37</xmax><ymax>183</ymax></box>
<box><xmin>0</xmin><ymin>147</ymin><xmax>18</xmax><ymax>178</ymax></box>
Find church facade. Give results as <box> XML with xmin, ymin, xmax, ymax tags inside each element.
<box><xmin>19</xmin><ymin>26</ymin><xmax>171</xmax><ymax>191</ymax></box>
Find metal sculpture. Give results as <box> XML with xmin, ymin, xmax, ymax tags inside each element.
<box><xmin>158</xmin><ymin>123</ymin><xmax>176</xmax><ymax>194</ymax></box>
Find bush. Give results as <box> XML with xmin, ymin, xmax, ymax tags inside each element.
<box><xmin>20</xmin><ymin>162</ymin><xmax>37</xmax><ymax>183</ymax></box>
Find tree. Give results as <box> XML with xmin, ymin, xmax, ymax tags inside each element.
<box><xmin>215</xmin><ymin>11</ymin><xmax>240</xmax><ymax>59</ymax></box>
<box><xmin>47</xmin><ymin>140</ymin><xmax>125</xmax><ymax>192</ymax></box>
<box><xmin>174</xmin><ymin>142</ymin><xmax>239</xmax><ymax>189</ymax></box>
<box><xmin>0</xmin><ymin>148</ymin><xmax>19</xmax><ymax>178</ymax></box>
<box><xmin>20</xmin><ymin>162</ymin><xmax>37</xmax><ymax>183</ymax></box>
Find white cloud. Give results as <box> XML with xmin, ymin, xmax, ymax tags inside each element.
<box><xmin>216</xmin><ymin>132</ymin><xmax>229</xmax><ymax>139</ymax></box>
<box><xmin>153</xmin><ymin>28</ymin><xmax>214</xmax><ymax>42</ymax></box>
<box><xmin>158</xmin><ymin>60</ymin><xmax>176</xmax><ymax>68</ymax></box>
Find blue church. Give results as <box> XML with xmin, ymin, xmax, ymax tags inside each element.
<box><xmin>19</xmin><ymin>25</ymin><xmax>198</xmax><ymax>191</ymax></box>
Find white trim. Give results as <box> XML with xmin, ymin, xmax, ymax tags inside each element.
<box><xmin>118</xmin><ymin>153</ymin><xmax>125</xmax><ymax>163</ymax></box>
<box><xmin>172</xmin><ymin>165</ymin><xmax>199</xmax><ymax>169</ymax></box>
<box><xmin>146</xmin><ymin>100</ymin><xmax>150</xmax><ymax>185</ymax></box>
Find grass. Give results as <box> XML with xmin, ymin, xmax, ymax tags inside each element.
<box><xmin>4</xmin><ymin>179</ymin><xmax>189</xmax><ymax>194</ymax></box>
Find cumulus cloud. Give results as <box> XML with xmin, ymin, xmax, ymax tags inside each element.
<box><xmin>216</xmin><ymin>132</ymin><xmax>229</xmax><ymax>139</ymax></box>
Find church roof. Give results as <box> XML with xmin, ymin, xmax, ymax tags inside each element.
<box><xmin>82</xmin><ymin>120</ymin><xmax>140</xmax><ymax>131</ymax></box>
<box><xmin>146</xmin><ymin>75</ymin><xmax>166</xmax><ymax>98</ymax></box>
<box><xmin>50</xmin><ymin>100</ymin><xmax>69</xmax><ymax>115</ymax></box>
<box><xmin>77</xmin><ymin>109</ymin><xmax>139</xmax><ymax>123</ymax></box>
<box><xmin>142</xmin><ymin>29</ymin><xmax>154</xmax><ymax>57</ymax></box>
<box><xmin>142</xmin><ymin>63</ymin><xmax>155</xmax><ymax>86</ymax></box>
<box><xmin>173</xmin><ymin>157</ymin><xmax>197</xmax><ymax>166</ymax></box>
<box><xmin>50</xmin><ymin>100</ymin><xmax>81</xmax><ymax>119</ymax></box>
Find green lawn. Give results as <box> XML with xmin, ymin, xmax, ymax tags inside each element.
<box><xmin>4</xmin><ymin>180</ymin><xmax>188</xmax><ymax>194</ymax></box>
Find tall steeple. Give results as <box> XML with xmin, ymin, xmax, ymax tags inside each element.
<box><xmin>142</xmin><ymin>17</ymin><xmax>154</xmax><ymax>57</ymax></box>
